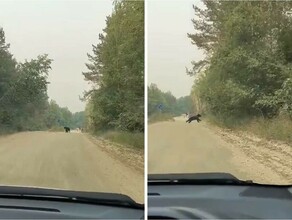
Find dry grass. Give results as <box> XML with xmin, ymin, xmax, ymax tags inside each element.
<box><xmin>243</xmin><ymin>116</ymin><xmax>292</xmax><ymax>144</ymax></box>
<box><xmin>207</xmin><ymin>114</ymin><xmax>292</xmax><ymax>144</ymax></box>
<box><xmin>148</xmin><ymin>113</ymin><xmax>174</xmax><ymax>124</ymax></box>
<box><xmin>100</xmin><ymin>131</ymin><xmax>144</xmax><ymax>150</ymax></box>
<box><xmin>48</xmin><ymin>126</ymin><xmax>64</xmax><ymax>132</ymax></box>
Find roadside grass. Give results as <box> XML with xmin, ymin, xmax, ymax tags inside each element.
<box><xmin>242</xmin><ymin>116</ymin><xmax>292</xmax><ymax>144</ymax></box>
<box><xmin>205</xmin><ymin>113</ymin><xmax>251</xmax><ymax>128</ymax></box>
<box><xmin>148</xmin><ymin>113</ymin><xmax>174</xmax><ymax>124</ymax></box>
<box><xmin>95</xmin><ymin>130</ymin><xmax>144</xmax><ymax>150</ymax></box>
<box><xmin>206</xmin><ymin>114</ymin><xmax>292</xmax><ymax>144</ymax></box>
<box><xmin>0</xmin><ymin>127</ymin><xmax>15</xmax><ymax>135</ymax></box>
<box><xmin>48</xmin><ymin>126</ymin><xmax>64</xmax><ymax>132</ymax></box>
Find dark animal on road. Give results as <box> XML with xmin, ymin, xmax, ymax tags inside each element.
<box><xmin>64</xmin><ymin>127</ymin><xmax>70</xmax><ymax>133</ymax></box>
<box><xmin>186</xmin><ymin>114</ymin><xmax>202</xmax><ymax>123</ymax></box>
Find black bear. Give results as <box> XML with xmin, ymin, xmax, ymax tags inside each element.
<box><xmin>64</xmin><ymin>127</ymin><xmax>70</xmax><ymax>133</ymax></box>
<box><xmin>186</xmin><ymin>114</ymin><xmax>202</xmax><ymax>123</ymax></box>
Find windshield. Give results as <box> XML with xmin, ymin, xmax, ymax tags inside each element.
<box><xmin>148</xmin><ymin>0</ymin><xmax>292</xmax><ymax>185</ymax></box>
<box><xmin>0</xmin><ymin>0</ymin><xmax>144</xmax><ymax>204</ymax></box>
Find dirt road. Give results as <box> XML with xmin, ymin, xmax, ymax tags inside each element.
<box><xmin>0</xmin><ymin>131</ymin><xmax>144</xmax><ymax>203</ymax></box>
<box><xmin>148</xmin><ymin>116</ymin><xmax>292</xmax><ymax>184</ymax></box>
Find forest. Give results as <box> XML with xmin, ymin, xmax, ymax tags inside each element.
<box><xmin>0</xmin><ymin>27</ymin><xmax>84</xmax><ymax>133</ymax></box>
<box><xmin>83</xmin><ymin>0</ymin><xmax>144</xmax><ymax>134</ymax></box>
<box><xmin>188</xmin><ymin>1</ymin><xmax>292</xmax><ymax>141</ymax></box>
<box><xmin>148</xmin><ymin>83</ymin><xmax>193</xmax><ymax>122</ymax></box>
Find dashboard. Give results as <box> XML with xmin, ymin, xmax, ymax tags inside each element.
<box><xmin>0</xmin><ymin>197</ymin><xmax>144</xmax><ymax>219</ymax></box>
<box><xmin>148</xmin><ymin>184</ymin><xmax>292</xmax><ymax>219</ymax></box>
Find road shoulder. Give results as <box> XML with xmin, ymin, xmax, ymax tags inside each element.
<box><xmin>85</xmin><ymin>134</ymin><xmax>144</xmax><ymax>174</ymax></box>
<box><xmin>203</xmin><ymin>122</ymin><xmax>292</xmax><ymax>184</ymax></box>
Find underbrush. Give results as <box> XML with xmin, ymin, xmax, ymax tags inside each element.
<box><xmin>96</xmin><ymin>130</ymin><xmax>144</xmax><ymax>150</ymax></box>
<box><xmin>0</xmin><ymin>126</ymin><xmax>15</xmax><ymax>135</ymax></box>
<box><xmin>207</xmin><ymin>114</ymin><xmax>292</xmax><ymax>144</ymax></box>
<box><xmin>148</xmin><ymin>113</ymin><xmax>174</xmax><ymax>124</ymax></box>
<box><xmin>48</xmin><ymin>126</ymin><xmax>64</xmax><ymax>132</ymax></box>
<box><xmin>242</xmin><ymin>116</ymin><xmax>292</xmax><ymax>143</ymax></box>
<box><xmin>206</xmin><ymin>114</ymin><xmax>250</xmax><ymax>128</ymax></box>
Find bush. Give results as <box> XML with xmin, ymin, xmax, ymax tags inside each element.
<box><xmin>101</xmin><ymin>131</ymin><xmax>144</xmax><ymax>150</ymax></box>
<box><xmin>243</xmin><ymin>116</ymin><xmax>292</xmax><ymax>143</ymax></box>
<box><xmin>207</xmin><ymin>113</ymin><xmax>292</xmax><ymax>144</ymax></box>
<box><xmin>148</xmin><ymin>113</ymin><xmax>174</xmax><ymax>124</ymax></box>
<box><xmin>48</xmin><ymin>126</ymin><xmax>64</xmax><ymax>132</ymax></box>
<box><xmin>206</xmin><ymin>113</ymin><xmax>251</xmax><ymax>128</ymax></box>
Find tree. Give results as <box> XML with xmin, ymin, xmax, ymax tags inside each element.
<box><xmin>9</xmin><ymin>55</ymin><xmax>52</xmax><ymax>130</ymax></box>
<box><xmin>0</xmin><ymin>28</ymin><xmax>53</xmax><ymax>132</ymax></box>
<box><xmin>189</xmin><ymin>1</ymin><xmax>292</xmax><ymax>121</ymax></box>
<box><xmin>0</xmin><ymin>28</ymin><xmax>18</xmax><ymax>95</ymax></box>
<box><xmin>0</xmin><ymin>28</ymin><xmax>18</xmax><ymax>127</ymax></box>
<box><xmin>83</xmin><ymin>0</ymin><xmax>144</xmax><ymax>132</ymax></box>
<box><xmin>148</xmin><ymin>83</ymin><xmax>193</xmax><ymax>116</ymax></box>
<box><xmin>0</xmin><ymin>27</ymin><xmax>83</xmax><ymax>133</ymax></box>
<box><xmin>71</xmin><ymin>111</ymin><xmax>85</xmax><ymax>128</ymax></box>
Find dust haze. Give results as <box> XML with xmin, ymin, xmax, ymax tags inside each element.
<box><xmin>0</xmin><ymin>0</ymin><xmax>113</xmax><ymax>112</ymax></box>
<box><xmin>148</xmin><ymin>0</ymin><xmax>204</xmax><ymax>98</ymax></box>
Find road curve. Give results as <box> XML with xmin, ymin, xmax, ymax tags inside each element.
<box><xmin>0</xmin><ymin>131</ymin><xmax>144</xmax><ymax>203</ymax></box>
<box><xmin>148</xmin><ymin>116</ymin><xmax>292</xmax><ymax>184</ymax></box>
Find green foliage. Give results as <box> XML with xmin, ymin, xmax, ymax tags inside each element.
<box><xmin>0</xmin><ymin>27</ymin><xmax>84</xmax><ymax>133</ymax></box>
<box><xmin>71</xmin><ymin>111</ymin><xmax>85</xmax><ymax>129</ymax></box>
<box><xmin>176</xmin><ymin>96</ymin><xmax>193</xmax><ymax>115</ymax></box>
<box><xmin>45</xmin><ymin>100</ymin><xmax>85</xmax><ymax>129</ymax></box>
<box><xmin>148</xmin><ymin>84</ymin><xmax>175</xmax><ymax>116</ymax></box>
<box><xmin>148</xmin><ymin>83</ymin><xmax>194</xmax><ymax>117</ymax></box>
<box><xmin>243</xmin><ymin>116</ymin><xmax>292</xmax><ymax>143</ymax></box>
<box><xmin>189</xmin><ymin>1</ymin><xmax>292</xmax><ymax>124</ymax></box>
<box><xmin>148</xmin><ymin>112</ymin><xmax>174</xmax><ymax>124</ymax></box>
<box><xmin>0</xmin><ymin>28</ymin><xmax>17</xmax><ymax>97</ymax></box>
<box><xmin>83</xmin><ymin>0</ymin><xmax>144</xmax><ymax>133</ymax></box>
<box><xmin>101</xmin><ymin>131</ymin><xmax>144</xmax><ymax>150</ymax></box>
<box><xmin>10</xmin><ymin>55</ymin><xmax>52</xmax><ymax>131</ymax></box>
<box><xmin>0</xmin><ymin>28</ymin><xmax>53</xmax><ymax>132</ymax></box>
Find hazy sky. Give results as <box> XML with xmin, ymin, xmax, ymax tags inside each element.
<box><xmin>148</xmin><ymin>0</ymin><xmax>204</xmax><ymax>98</ymax></box>
<box><xmin>0</xmin><ymin>0</ymin><xmax>113</xmax><ymax>112</ymax></box>
<box><xmin>1</xmin><ymin>0</ymin><xmax>204</xmax><ymax>111</ymax></box>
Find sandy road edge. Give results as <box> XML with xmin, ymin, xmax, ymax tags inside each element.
<box><xmin>170</xmin><ymin>116</ymin><xmax>292</xmax><ymax>184</ymax></box>
<box><xmin>84</xmin><ymin>133</ymin><xmax>144</xmax><ymax>175</ymax></box>
<box><xmin>202</xmin><ymin>121</ymin><xmax>292</xmax><ymax>184</ymax></box>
